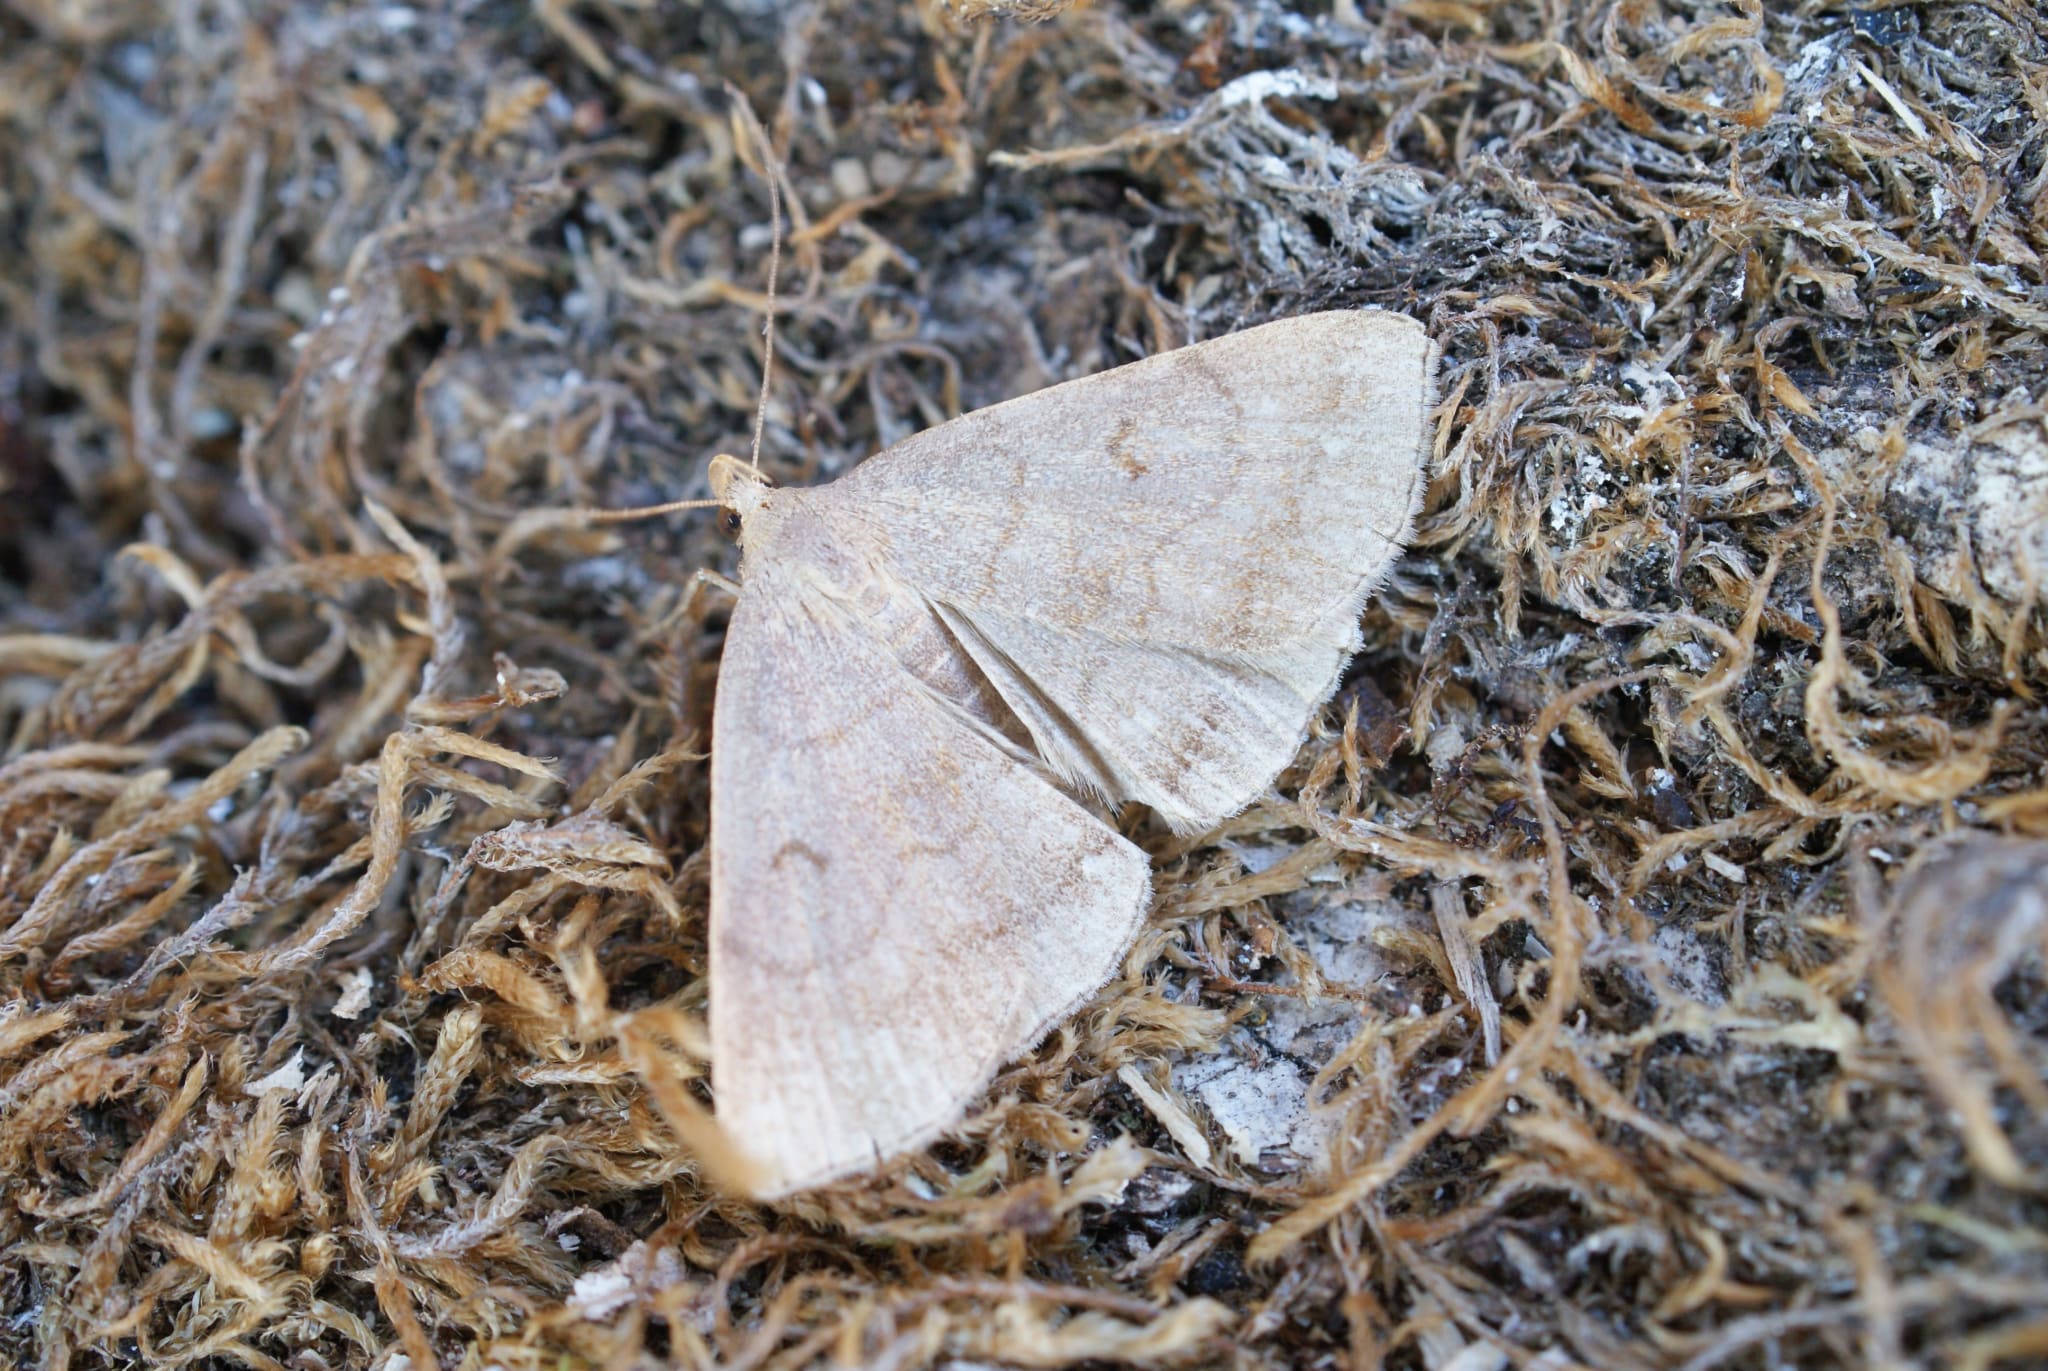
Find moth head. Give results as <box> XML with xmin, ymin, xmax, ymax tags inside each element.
<box><xmin>708</xmin><ymin>452</ymin><xmax>772</xmax><ymax>534</ymax></box>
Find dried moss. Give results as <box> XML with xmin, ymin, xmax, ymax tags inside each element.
<box><xmin>3</xmin><ymin>1</ymin><xmax>2047</xmax><ymax>1368</ymax></box>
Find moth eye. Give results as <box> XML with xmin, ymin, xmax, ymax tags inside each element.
<box><xmin>722</xmin><ymin>511</ymin><xmax>743</xmax><ymax>537</ymax></box>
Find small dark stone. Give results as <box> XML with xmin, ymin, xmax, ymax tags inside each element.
<box><xmin>1851</xmin><ymin>7</ymin><xmax>1913</xmax><ymax>46</ymax></box>
<box><xmin>1183</xmin><ymin>1246</ymin><xmax>1249</xmax><ymax>1295</ymax></box>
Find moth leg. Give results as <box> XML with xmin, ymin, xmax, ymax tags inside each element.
<box><xmin>647</xmin><ymin>567</ymin><xmax>742</xmax><ymax>640</ymax></box>
<box><xmin>694</xmin><ymin>568</ymin><xmax>743</xmax><ymax>599</ymax></box>
<box><xmin>662</xmin><ymin>566</ymin><xmax>745</xmax><ymax>734</ymax></box>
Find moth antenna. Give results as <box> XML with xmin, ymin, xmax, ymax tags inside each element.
<box><xmin>487</xmin><ymin>494</ymin><xmax>727</xmax><ymax>569</ymax></box>
<box><xmin>502</xmin><ymin>98</ymin><xmax>783</xmax><ymax>547</ymax></box>
<box><xmin>579</xmin><ymin>497</ymin><xmax>724</xmax><ymax>523</ymax></box>
<box><xmin>727</xmin><ymin>87</ymin><xmax>782</xmax><ymax>477</ymax></box>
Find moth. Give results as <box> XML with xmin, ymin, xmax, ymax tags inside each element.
<box><xmin>706</xmin><ymin>310</ymin><xmax>1435</xmax><ymax>1196</ymax></box>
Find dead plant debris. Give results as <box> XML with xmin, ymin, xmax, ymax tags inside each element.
<box><xmin>2</xmin><ymin>1</ymin><xmax>2046</xmax><ymax>1368</ymax></box>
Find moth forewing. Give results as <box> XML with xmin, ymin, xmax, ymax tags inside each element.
<box><xmin>707</xmin><ymin>309</ymin><xmax>1435</xmax><ymax>1194</ymax></box>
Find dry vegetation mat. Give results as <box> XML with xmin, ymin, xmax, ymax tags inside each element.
<box><xmin>3</xmin><ymin>0</ymin><xmax>2047</xmax><ymax>1367</ymax></box>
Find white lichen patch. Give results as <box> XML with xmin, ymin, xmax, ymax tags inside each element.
<box><xmin>1173</xmin><ymin>892</ymin><xmax>1404</xmax><ymax>1173</ymax></box>
<box><xmin>1888</xmin><ymin>416</ymin><xmax>2048</xmax><ymax>608</ymax></box>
